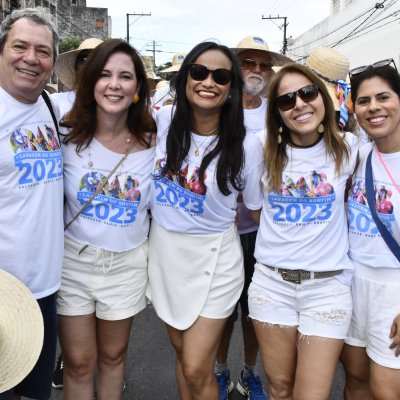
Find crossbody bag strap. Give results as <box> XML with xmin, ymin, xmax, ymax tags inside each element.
<box><xmin>64</xmin><ymin>142</ymin><xmax>134</xmax><ymax>231</ymax></box>
<box><xmin>365</xmin><ymin>149</ymin><xmax>400</xmax><ymax>262</ymax></box>
<box><xmin>41</xmin><ymin>90</ymin><xmax>61</xmax><ymax>140</ymax></box>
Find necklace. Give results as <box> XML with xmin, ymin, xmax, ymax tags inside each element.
<box><xmin>376</xmin><ymin>146</ymin><xmax>400</xmax><ymax>194</ymax></box>
<box><xmin>191</xmin><ymin>126</ymin><xmax>218</xmax><ymax>157</ymax></box>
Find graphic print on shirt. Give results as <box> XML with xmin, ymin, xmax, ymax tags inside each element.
<box><xmin>77</xmin><ymin>171</ymin><xmax>141</xmax><ymax>226</ymax></box>
<box><xmin>268</xmin><ymin>170</ymin><xmax>335</xmax><ymax>225</ymax></box>
<box><xmin>10</xmin><ymin>125</ymin><xmax>62</xmax><ymax>188</ymax></box>
<box><xmin>348</xmin><ymin>179</ymin><xmax>395</xmax><ymax>236</ymax></box>
<box><xmin>152</xmin><ymin>158</ymin><xmax>207</xmax><ymax>216</ymax></box>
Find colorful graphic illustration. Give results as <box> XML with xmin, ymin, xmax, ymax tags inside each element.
<box><xmin>10</xmin><ymin>126</ymin><xmax>60</xmax><ymax>153</ymax></box>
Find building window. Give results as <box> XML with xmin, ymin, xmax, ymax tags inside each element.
<box><xmin>71</xmin><ymin>0</ymin><xmax>77</xmax><ymax>4</ymax></box>
<box><xmin>96</xmin><ymin>18</ymin><xmax>104</xmax><ymax>29</ymax></box>
<box><xmin>35</xmin><ymin>0</ymin><xmax>41</xmax><ymax>7</ymax></box>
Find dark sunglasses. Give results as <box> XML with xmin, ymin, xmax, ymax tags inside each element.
<box><xmin>349</xmin><ymin>58</ymin><xmax>397</xmax><ymax>77</ymax></box>
<box><xmin>189</xmin><ymin>63</ymin><xmax>233</xmax><ymax>85</ymax></box>
<box><xmin>276</xmin><ymin>84</ymin><xmax>319</xmax><ymax>111</ymax></box>
<box><xmin>241</xmin><ymin>59</ymin><xmax>273</xmax><ymax>73</ymax></box>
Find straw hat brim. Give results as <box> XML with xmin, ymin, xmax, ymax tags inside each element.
<box><xmin>231</xmin><ymin>48</ymin><xmax>293</xmax><ymax>66</ymax></box>
<box><xmin>0</xmin><ymin>270</ymin><xmax>44</xmax><ymax>392</ymax></box>
<box><xmin>54</xmin><ymin>49</ymin><xmax>83</xmax><ymax>89</ymax></box>
<box><xmin>160</xmin><ymin>64</ymin><xmax>181</xmax><ymax>73</ymax></box>
<box><xmin>321</xmin><ymin>81</ymin><xmax>340</xmax><ymax>111</ymax></box>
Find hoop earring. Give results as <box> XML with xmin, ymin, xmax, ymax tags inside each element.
<box><xmin>133</xmin><ymin>94</ymin><xmax>140</xmax><ymax>104</ymax></box>
<box><xmin>317</xmin><ymin>123</ymin><xmax>324</xmax><ymax>134</ymax></box>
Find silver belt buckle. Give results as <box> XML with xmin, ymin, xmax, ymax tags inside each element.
<box><xmin>281</xmin><ymin>269</ymin><xmax>301</xmax><ymax>284</ymax></box>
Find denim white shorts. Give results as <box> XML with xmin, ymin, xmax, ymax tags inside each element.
<box><xmin>248</xmin><ymin>263</ymin><xmax>353</xmax><ymax>339</ymax></box>
<box><xmin>345</xmin><ymin>262</ymin><xmax>400</xmax><ymax>369</ymax></box>
<box><xmin>57</xmin><ymin>235</ymin><xmax>148</xmax><ymax>320</ymax></box>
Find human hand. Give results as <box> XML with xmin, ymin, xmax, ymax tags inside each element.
<box><xmin>389</xmin><ymin>314</ymin><xmax>400</xmax><ymax>357</ymax></box>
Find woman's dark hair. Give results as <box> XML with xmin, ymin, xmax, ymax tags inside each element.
<box><xmin>65</xmin><ymin>38</ymin><xmax>155</xmax><ymax>151</ymax></box>
<box><xmin>350</xmin><ymin>64</ymin><xmax>400</xmax><ymax>104</ymax></box>
<box><xmin>266</xmin><ymin>63</ymin><xmax>349</xmax><ymax>192</ymax></box>
<box><xmin>163</xmin><ymin>41</ymin><xmax>245</xmax><ymax>195</ymax></box>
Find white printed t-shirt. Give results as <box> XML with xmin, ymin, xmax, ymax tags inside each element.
<box><xmin>0</xmin><ymin>87</ymin><xmax>64</xmax><ymax>298</ymax></box>
<box><xmin>151</xmin><ymin>108</ymin><xmax>264</xmax><ymax>234</ymax></box>
<box><xmin>348</xmin><ymin>142</ymin><xmax>400</xmax><ymax>269</ymax></box>
<box><xmin>238</xmin><ymin>97</ymin><xmax>267</xmax><ymax>234</ymax></box>
<box><xmin>63</xmin><ymin>138</ymin><xmax>154</xmax><ymax>251</ymax></box>
<box><xmin>51</xmin><ymin>90</ymin><xmax>76</xmax><ymax>119</ymax></box>
<box><xmin>255</xmin><ymin>132</ymin><xmax>359</xmax><ymax>279</ymax></box>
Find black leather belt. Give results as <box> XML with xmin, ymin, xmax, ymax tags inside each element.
<box><xmin>265</xmin><ymin>265</ymin><xmax>343</xmax><ymax>284</ymax></box>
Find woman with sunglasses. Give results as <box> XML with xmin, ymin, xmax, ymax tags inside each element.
<box><xmin>340</xmin><ymin>60</ymin><xmax>400</xmax><ymax>400</ymax></box>
<box><xmin>248</xmin><ymin>63</ymin><xmax>358</xmax><ymax>399</ymax></box>
<box><xmin>148</xmin><ymin>41</ymin><xmax>264</xmax><ymax>399</ymax></box>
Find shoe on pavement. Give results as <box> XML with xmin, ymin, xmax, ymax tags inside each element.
<box><xmin>215</xmin><ymin>369</ymin><xmax>234</xmax><ymax>400</ymax></box>
<box><xmin>236</xmin><ymin>369</ymin><xmax>268</xmax><ymax>400</ymax></box>
<box><xmin>52</xmin><ymin>353</ymin><xmax>64</xmax><ymax>389</ymax></box>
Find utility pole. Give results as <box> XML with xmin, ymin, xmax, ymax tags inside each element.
<box><xmin>126</xmin><ymin>12</ymin><xmax>151</xmax><ymax>44</ymax></box>
<box><xmin>146</xmin><ymin>40</ymin><xmax>162</xmax><ymax>70</ymax></box>
<box><xmin>261</xmin><ymin>15</ymin><xmax>288</xmax><ymax>55</ymax></box>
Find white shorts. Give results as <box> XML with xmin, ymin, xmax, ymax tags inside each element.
<box><xmin>345</xmin><ymin>262</ymin><xmax>400</xmax><ymax>369</ymax></box>
<box><xmin>248</xmin><ymin>263</ymin><xmax>352</xmax><ymax>339</ymax></box>
<box><xmin>57</xmin><ymin>235</ymin><xmax>148</xmax><ymax>320</ymax></box>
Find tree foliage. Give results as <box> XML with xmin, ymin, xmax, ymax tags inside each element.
<box><xmin>59</xmin><ymin>36</ymin><xmax>81</xmax><ymax>54</ymax></box>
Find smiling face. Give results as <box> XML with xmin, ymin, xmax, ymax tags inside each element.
<box><xmin>0</xmin><ymin>18</ymin><xmax>54</xmax><ymax>103</ymax></box>
<box><xmin>354</xmin><ymin>76</ymin><xmax>400</xmax><ymax>152</ymax></box>
<box><xmin>239</xmin><ymin>50</ymin><xmax>271</xmax><ymax>96</ymax></box>
<box><xmin>94</xmin><ymin>51</ymin><xmax>139</xmax><ymax>120</ymax></box>
<box><xmin>185</xmin><ymin>49</ymin><xmax>232</xmax><ymax>116</ymax></box>
<box><xmin>278</xmin><ymin>71</ymin><xmax>325</xmax><ymax>146</ymax></box>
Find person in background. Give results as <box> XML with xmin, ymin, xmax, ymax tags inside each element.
<box><xmin>214</xmin><ymin>35</ymin><xmax>291</xmax><ymax>400</ymax></box>
<box><xmin>148</xmin><ymin>41</ymin><xmax>264</xmax><ymax>399</ymax></box>
<box><xmin>52</xmin><ymin>37</ymin><xmax>103</xmax><ymax>118</ymax></box>
<box><xmin>50</xmin><ymin>36</ymin><xmax>103</xmax><ymax>391</ymax></box>
<box><xmin>248</xmin><ymin>63</ymin><xmax>358</xmax><ymax>400</ymax></box>
<box><xmin>58</xmin><ymin>39</ymin><xmax>155</xmax><ymax>400</ymax></box>
<box><xmin>341</xmin><ymin>59</ymin><xmax>400</xmax><ymax>400</ymax></box>
<box><xmin>0</xmin><ymin>8</ymin><xmax>63</xmax><ymax>400</ymax></box>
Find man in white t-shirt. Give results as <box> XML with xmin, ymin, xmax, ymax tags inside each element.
<box><xmin>0</xmin><ymin>8</ymin><xmax>63</xmax><ymax>400</ymax></box>
<box><xmin>215</xmin><ymin>36</ymin><xmax>293</xmax><ymax>400</ymax></box>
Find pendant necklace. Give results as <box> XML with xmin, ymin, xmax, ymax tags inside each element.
<box><xmin>192</xmin><ymin>126</ymin><xmax>218</xmax><ymax>157</ymax></box>
<box><xmin>375</xmin><ymin>146</ymin><xmax>400</xmax><ymax>194</ymax></box>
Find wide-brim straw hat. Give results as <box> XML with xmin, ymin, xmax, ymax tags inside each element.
<box><xmin>54</xmin><ymin>38</ymin><xmax>103</xmax><ymax>89</ymax></box>
<box><xmin>160</xmin><ymin>53</ymin><xmax>186</xmax><ymax>73</ymax></box>
<box><xmin>0</xmin><ymin>270</ymin><xmax>44</xmax><ymax>393</ymax></box>
<box><xmin>306</xmin><ymin>46</ymin><xmax>350</xmax><ymax>111</ymax></box>
<box><xmin>231</xmin><ymin>35</ymin><xmax>293</xmax><ymax>66</ymax></box>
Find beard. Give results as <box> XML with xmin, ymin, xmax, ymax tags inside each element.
<box><xmin>244</xmin><ymin>73</ymin><xmax>268</xmax><ymax>96</ymax></box>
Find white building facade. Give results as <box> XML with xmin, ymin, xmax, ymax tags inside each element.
<box><xmin>288</xmin><ymin>0</ymin><xmax>398</xmax><ymax>69</ymax></box>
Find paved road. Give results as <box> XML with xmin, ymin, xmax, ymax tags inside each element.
<box><xmin>51</xmin><ymin>305</ymin><xmax>345</xmax><ymax>399</ymax></box>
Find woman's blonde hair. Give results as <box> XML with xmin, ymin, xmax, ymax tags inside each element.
<box><xmin>265</xmin><ymin>63</ymin><xmax>350</xmax><ymax>192</ymax></box>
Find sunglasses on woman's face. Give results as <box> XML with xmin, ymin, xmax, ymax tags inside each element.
<box><xmin>276</xmin><ymin>84</ymin><xmax>319</xmax><ymax>111</ymax></box>
<box><xmin>349</xmin><ymin>58</ymin><xmax>397</xmax><ymax>77</ymax></box>
<box><xmin>188</xmin><ymin>63</ymin><xmax>233</xmax><ymax>85</ymax></box>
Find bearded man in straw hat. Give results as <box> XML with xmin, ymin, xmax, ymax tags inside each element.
<box><xmin>214</xmin><ymin>35</ymin><xmax>292</xmax><ymax>400</ymax></box>
<box><xmin>52</xmin><ymin>37</ymin><xmax>103</xmax><ymax>117</ymax></box>
<box><xmin>0</xmin><ymin>8</ymin><xmax>63</xmax><ymax>400</ymax></box>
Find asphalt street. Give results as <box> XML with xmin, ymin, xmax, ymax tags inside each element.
<box><xmin>51</xmin><ymin>305</ymin><xmax>346</xmax><ymax>399</ymax></box>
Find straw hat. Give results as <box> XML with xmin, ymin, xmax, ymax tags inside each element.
<box><xmin>0</xmin><ymin>270</ymin><xmax>44</xmax><ymax>392</ymax></box>
<box><xmin>159</xmin><ymin>53</ymin><xmax>186</xmax><ymax>73</ymax></box>
<box><xmin>54</xmin><ymin>38</ymin><xmax>103</xmax><ymax>89</ymax></box>
<box><xmin>231</xmin><ymin>35</ymin><xmax>293</xmax><ymax>66</ymax></box>
<box><xmin>306</xmin><ymin>46</ymin><xmax>350</xmax><ymax>111</ymax></box>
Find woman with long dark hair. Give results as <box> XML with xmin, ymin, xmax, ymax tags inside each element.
<box><xmin>58</xmin><ymin>39</ymin><xmax>155</xmax><ymax>399</ymax></box>
<box><xmin>148</xmin><ymin>41</ymin><xmax>264</xmax><ymax>399</ymax></box>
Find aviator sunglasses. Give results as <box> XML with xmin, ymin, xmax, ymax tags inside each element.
<box><xmin>276</xmin><ymin>84</ymin><xmax>319</xmax><ymax>111</ymax></box>
<box><xmin>349</xmin><ymin>58</ymin><xmax>397</xmax><ymax>77</ymax></box>
<box><xmin>241</xmin><ymin>59</ymin><xmax>273</xmax><ymax>73</ymax></box>
<box><xmin>189</xmin><ymin>63</ymin><xmax>233</xmax><ymax>85</ymax></box>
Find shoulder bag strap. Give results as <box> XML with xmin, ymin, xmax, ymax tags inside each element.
<box><xmin>41</xmin><ymin>90</ymin><xmax>61</xmax><ymax>139</ymax></box>
<box><xmin>365</xmin><ymin>149</ymin><xmax>400</xmax><ymax>262</ymax></box>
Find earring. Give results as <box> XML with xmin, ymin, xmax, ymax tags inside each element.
<box><xmin>278</xmin><ymin>126</ymin><xmax>283</xmax><ymax>143</ymax></box>
<box><xmin>133</xmin><ymin>94</ymin><xmax>140</xmax><ymax>104</ymax></box>
<box><xmin>317</xmin><ymin>123</ymin><xmax>324</xmax><ymax>134</ymax></box>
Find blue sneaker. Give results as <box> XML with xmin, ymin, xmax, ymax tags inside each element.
<box><xmin>236</xmin><ymin>369</ymin><xmax>268</xmax><ymax>400</ymax></box>
<box><xmin>215</xmin><ymin>369</ymin><xmax>234</xmax><ymax>400</ymax></box>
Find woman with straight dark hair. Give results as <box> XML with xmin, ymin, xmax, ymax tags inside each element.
<box><xmin>148</xmin><ymin>41</ymin><xmax>264</xmax><ymax>399</ymax></box>
<box><xmin>58</xmin><ymin>39</ymin><xmax>155</xmax><ymax>399</ymax></box>
<box><xmin>248</xmin><ymin>63</ymin><xmax>358</xmax><ymax>399</ymax></box>
<box><xmin>341</xmin><ymin>60</ymin><xmax>400</xmax><ymax>400</ymax></box>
